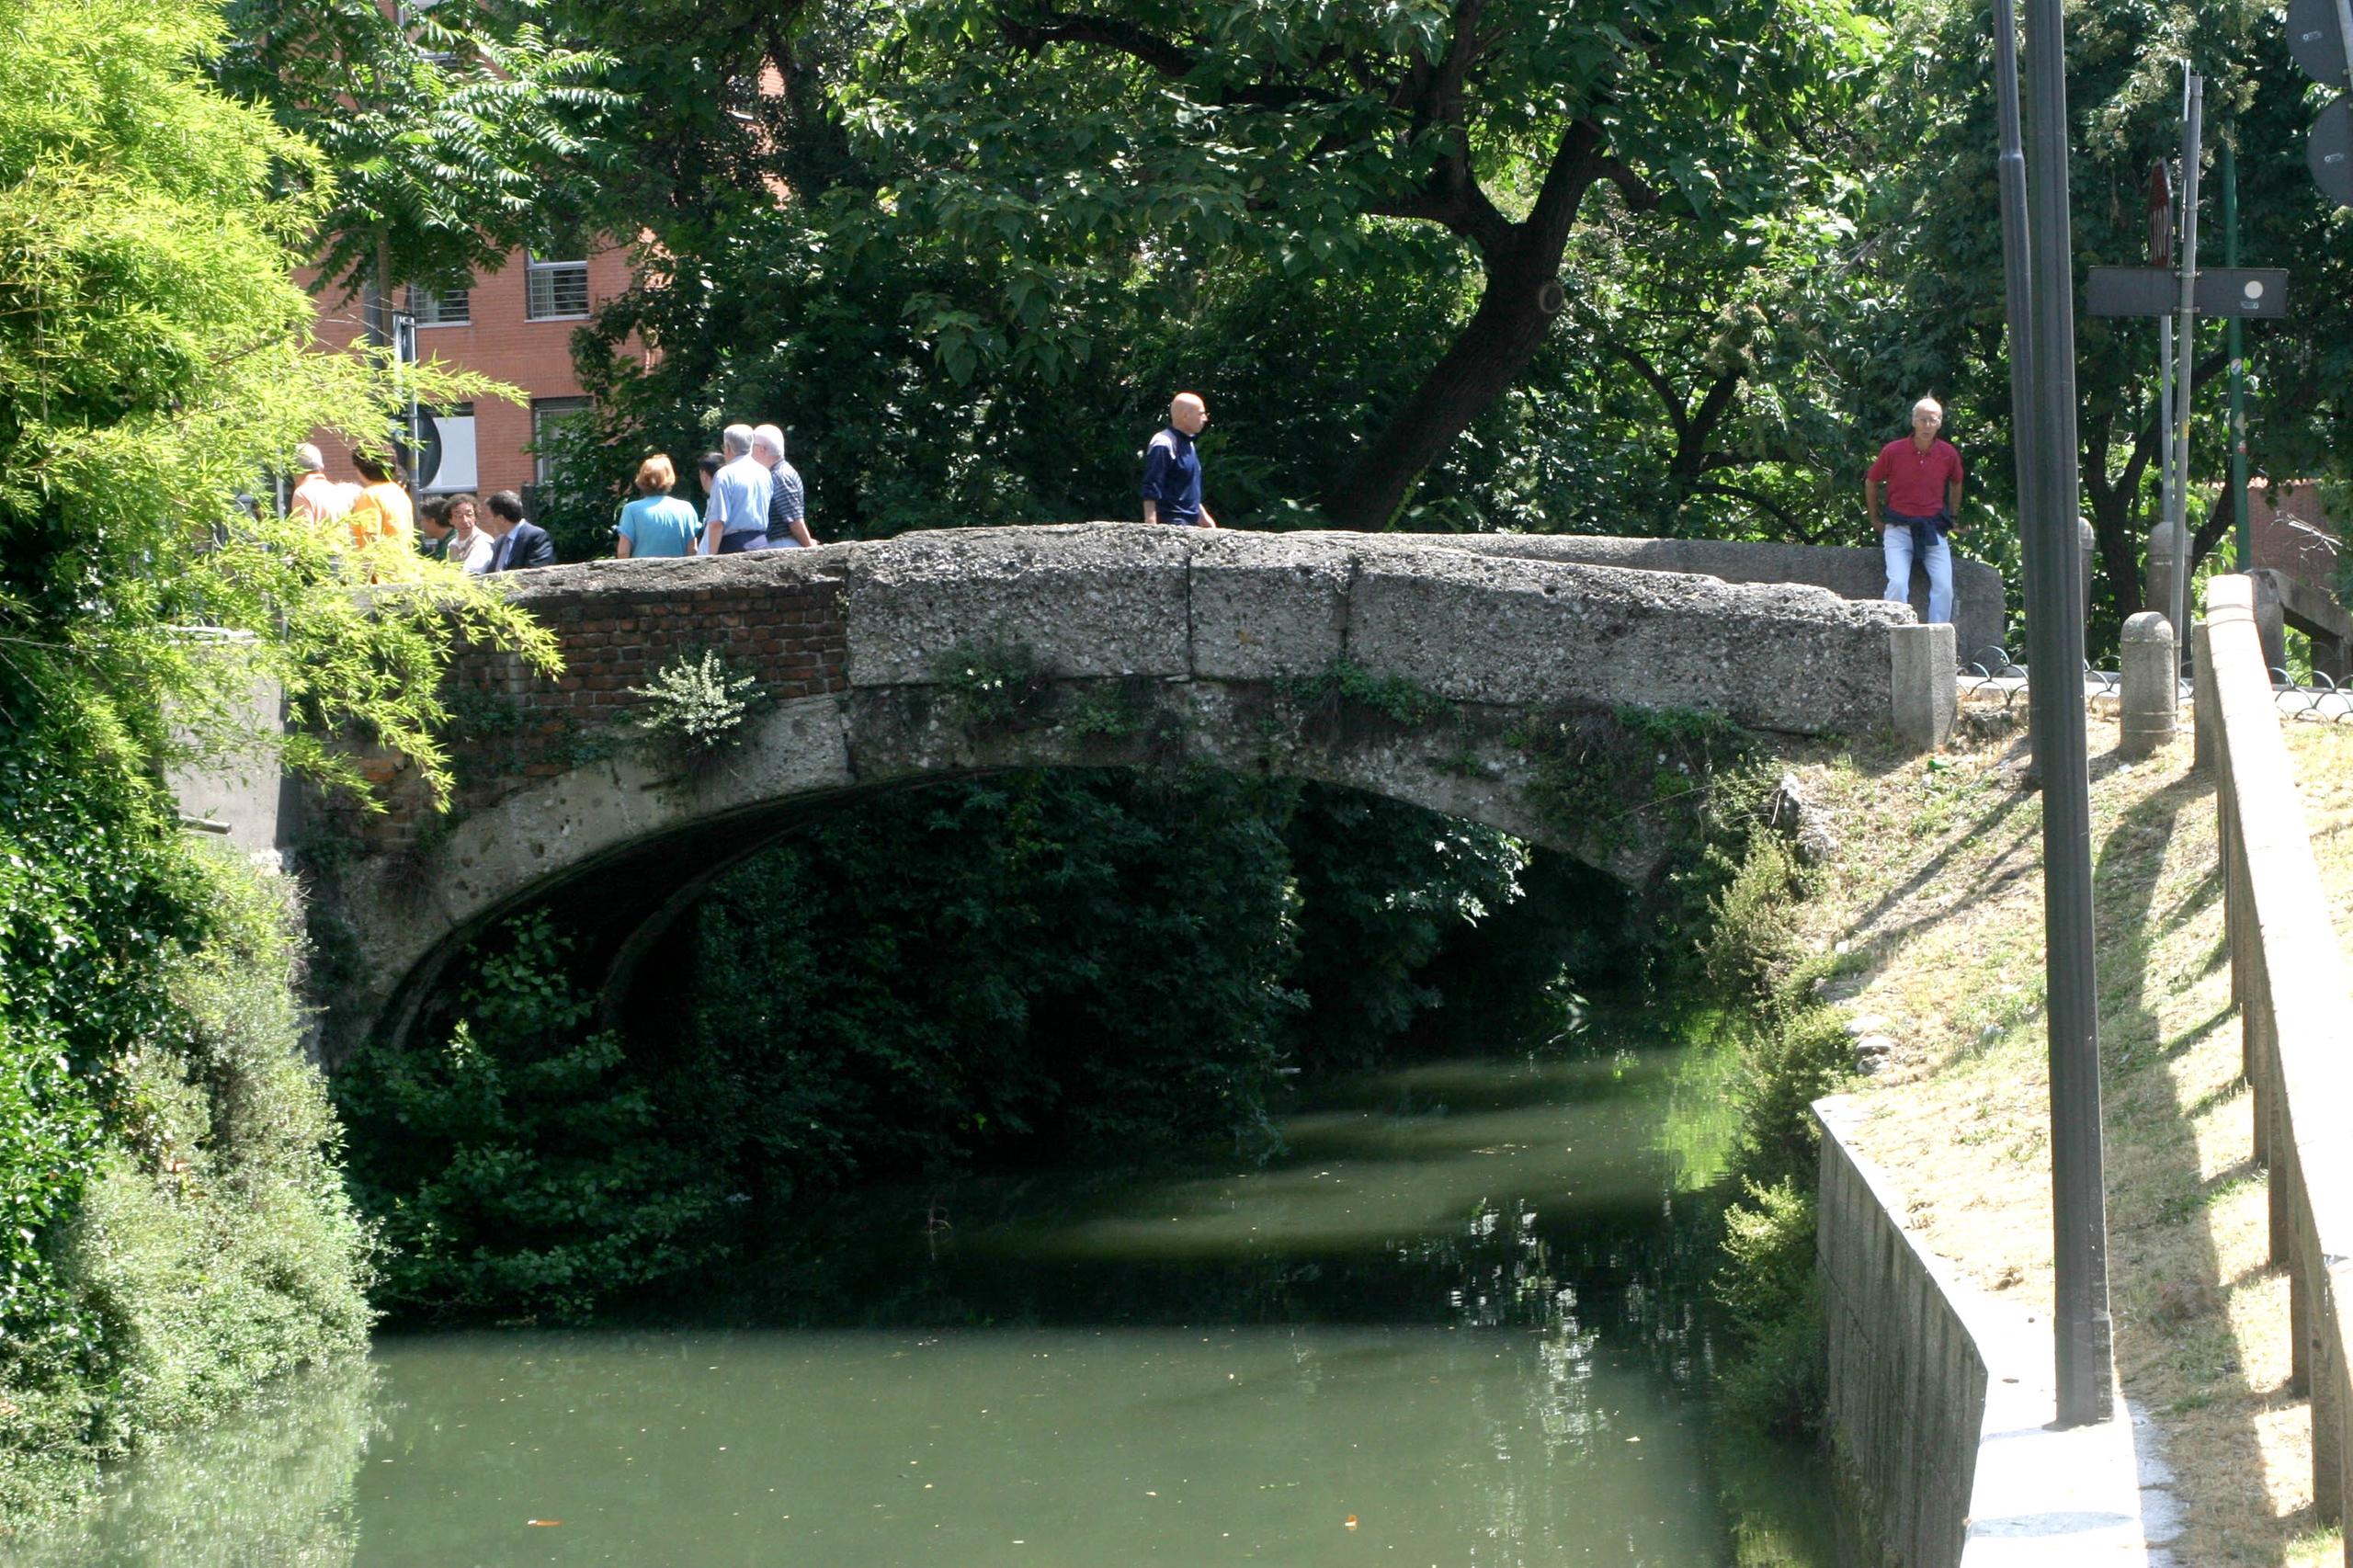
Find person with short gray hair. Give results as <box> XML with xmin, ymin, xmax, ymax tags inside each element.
<box><xmin>1864</xmin><ymin>396</ymin><xmax>1964</xmax><ymax>626</ymax></box>
<box><xmin>751</xmin><ymin>423</ymin><xmax>816</xmax><ymax>549</ymax></box>
<box><xmin>702</xmin><ymin>422</ymin><xmax>774</xmax><ymax>554</ymax></box>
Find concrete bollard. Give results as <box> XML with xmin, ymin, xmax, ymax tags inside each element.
<box><xmin>2119</xmin><ymin>611</ymin><xmax>2177</xmax><ymax>759</ymax></box>
<box><xmin>2250</xmin><ymin>570</ymin><xmax>2288</xmax><ymax>676</ymax></box>
<box><xmin>1891</xmin><ymin>622</ymin><xmax>1957</xmax><ymax>752</ymax></box>
<box><xmin>2080</xmin><ymin>516</ymin><xmax>2098</xmax><ymax>624</ymax></box>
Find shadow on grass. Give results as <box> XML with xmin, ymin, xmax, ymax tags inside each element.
<box><xmin>2091</xmin><ymin>764</ymin><xmax>2300</xmax><ymax>1555</ymax></box>
<box><xmin>1837</xmin><ymin>778</ymin><xmax>2033</xmax><ymax>952</ymax></box>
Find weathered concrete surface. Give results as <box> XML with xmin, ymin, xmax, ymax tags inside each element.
<box><xmin>2197</xmin><ymin>576</ymin><xmax>2353</xmax><ymax>1552</ymax></box>
<box><xmin>844</xmin><ymin>527</ymin><xmax>1197</xmax><ymax>686</ymax></box>
<box><xmin>1817</xmin><ymin>1097</ymin><xmax>2178</xmax><ymax>1567</ymax></box>
<box><xmin>2247</xmin><ymin>565</ymin><xmax>2353</xmax><ymax>680</ymax></box>
<box><xmin>164</xmin><ymin>633</ymin><xmax>299</xmax><ymax>858</ymax></box>
<box><xmin>1381</xmin><ymin>531</ymin><xmax>2006</xmax><ymax>670</ymax></box>
<box><xmin>1890</xmin><ymin>623</ymin><xmax>1958</xmax><ymax>751</ymax></box>
<box><xmin>313</xmin><ymin>525</ymin><xmax>1931</xmax><ymax>1057</ymax></box>
<box><xmin>2119</xmin><ymin>613</ymin><xmax>2177</xmax><ymax>760</ymax></box>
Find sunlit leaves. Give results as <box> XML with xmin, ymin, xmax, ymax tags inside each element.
<box><xmin>216</xmin><ymin>0</ymin><xmax>618</xmax><ymax>296</ymax></box>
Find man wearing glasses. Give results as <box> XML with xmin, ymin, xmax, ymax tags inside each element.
<box><xmin>1141</xmin><ymin>392</ymin><xmax>1221</xmax><ymax>529</ymax></box>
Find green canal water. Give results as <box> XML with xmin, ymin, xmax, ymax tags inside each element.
<box><xmin>22</xmin><ymin>1031</ymin><xmax>1841</xmax><ymax>1567</ymax></box>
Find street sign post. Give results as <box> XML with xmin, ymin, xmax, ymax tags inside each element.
<box><xmin>2084</xmin><ymin>267</ymin><xmax>2289</xmax><ymax>317</ymax></box>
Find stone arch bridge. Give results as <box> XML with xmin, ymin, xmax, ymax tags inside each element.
<box><xmin>309</xmin><ymin>525</ymin><xmax>1964</xmax><ymax>1057</ymax></box>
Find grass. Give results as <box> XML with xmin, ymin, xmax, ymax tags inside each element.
<box><xmin>1775</xmin><ymin>698</ymin><xmax>2353</xmax><ymax>1567</ymax></box>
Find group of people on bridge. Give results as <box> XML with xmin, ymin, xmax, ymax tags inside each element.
<box><xmin>283</xmin><ymin>387</ymin><xmax>1961</xmax><ymax>629</ymax></box>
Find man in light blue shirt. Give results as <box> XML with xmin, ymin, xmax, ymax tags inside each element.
<box><xmin>700</xmin><ymin>424</ymin><xmax>773</xmax><ymax>554</ymax></box>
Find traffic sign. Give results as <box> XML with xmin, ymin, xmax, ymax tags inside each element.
<box><xmin>2084</xmin><ymin>266</ymin><xmax>2289</xmax><ymax>318</ymax></box>
<box><xmin>2290</xmin><ymin>0</ymin><xmax>2353</xmax><ymax>86</ymax></box>
<box><xmin>2313</xmin><ymin>97</ymin><xmax>2353</xmax><ymax>206</ymax></box>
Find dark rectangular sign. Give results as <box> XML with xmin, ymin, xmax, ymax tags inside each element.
<box><xmin>2085</xmin><ymin>266</ymin><xmax>2290</xmax><ymax>318</ymax></box>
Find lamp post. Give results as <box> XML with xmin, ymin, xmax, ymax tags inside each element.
<box><xmin>2015</xmin><ymin>0</ymin><xmax>2115</xmax><ymax>1426</ymax></box>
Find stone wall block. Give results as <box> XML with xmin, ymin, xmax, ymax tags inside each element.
<box><xmin>1351</xmin><ymin>529</ymin><xmax>2007</xmax><ymax>673</ymax></box>
<box><xmin>1188</xmin><ymin>531</ymin><xmax>1351</xmax><ymax>679</ymax></box>
<box><xmin>841</xmin><ymin>525</ymin><xmax>1198</xmax><ymax>687</ymax></box>
<box><xmin>1344</xmin><ymin>543</ymin><xmax>1902</xmax><ymax>734</ymax></box>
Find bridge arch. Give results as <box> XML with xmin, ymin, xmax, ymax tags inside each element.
<box><xmin>310</xmin><ymin>525</ymin><xmax>1927</xmax><ymax>1057</ymax></box>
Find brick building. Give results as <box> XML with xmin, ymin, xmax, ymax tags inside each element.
<box><xmin>307</xmin><ymin>244</ymin><xmax>634</xmax><ymax>510</ymax></box>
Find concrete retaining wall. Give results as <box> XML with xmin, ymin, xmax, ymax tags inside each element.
<box><xmin>1818</xmin><ymin>1096</ymin><xmax>1992</xmax><ymax>1565</ymax></box>
<box><xmin>2197</xmin><ymin>577</ymin><xmax>2353</xmax><ymax>1557</ymax></box>
<box><xmin>1817</xmin><ymin>1096</ymin><xmax>2174</xmax><ymax>1566</ymax></box>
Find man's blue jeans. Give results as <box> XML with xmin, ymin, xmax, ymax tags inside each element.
<box><xmin>1881</xmin><ymin>513</ymin><xmax>1954</xmax><ymax>626</ymax></box>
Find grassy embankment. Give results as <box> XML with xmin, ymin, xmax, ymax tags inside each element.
<box><xmin>1782</xmin><ymin>697</ymin><xmax>2353</xmax><ymax>1567</ymax></box>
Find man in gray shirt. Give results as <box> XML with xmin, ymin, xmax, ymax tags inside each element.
<box><xmin>700</xmin><ymin>424</ymin><xmax>774</xmax><ymax>554</ymax></box>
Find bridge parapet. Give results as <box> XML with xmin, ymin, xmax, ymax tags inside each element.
<box><xmin>338</xmin><ymin>525</ymin><xmax>1919</xmax><ymax>857</ymax></box>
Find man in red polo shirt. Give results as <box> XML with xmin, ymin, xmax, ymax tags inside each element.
<box><xmin>1864</xmin><ymin>397</ymin><xmax>1964</xmax><ymax>626</ymax></box>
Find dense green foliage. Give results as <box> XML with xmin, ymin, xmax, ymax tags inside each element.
<box><xmin>1699</xmin><ymin>832</ymin><xmax>1858</xmax><ymax>1437</ymax></box>
<box><xmin>0</xmin><ymin>0</ymin><xmax>549</xmax><ymax>1525</ymax></box>
<box><xmin>218</xmin><ymin>0</ymin><xmax>616</xmax><ymax>303</ymax></box>
<box><xmin>510</xmin><ymin>0</ymin><xmax>2353</xmax><ymax>653</ymax></box>
<box><xmin>335</xmin><ymin>913</ymin><xmax>727</xmax><ymax>1320</ymax></box>
<box><xmin>0</xmin><ymin>845</ymin><xmax>373</xmax><ymax>1528</ymax></box>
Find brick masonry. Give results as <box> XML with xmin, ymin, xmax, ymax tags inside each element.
<box><xmin>335</xmin><ymin>573</ymin><xmax>847</xmax><ymax>856</ymax></box>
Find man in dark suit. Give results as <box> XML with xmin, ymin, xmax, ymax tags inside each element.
<box><xmin>482</xmin><ymin>490</ymin><xmax>556</xmax><ymax>572</ymax></box>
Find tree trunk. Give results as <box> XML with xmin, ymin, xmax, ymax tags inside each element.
<box><xmin>2086</xmin><ymin>481</ymin><xmax>2143</xmax><ymax>621</ymax></box>
<box><xmin>1322</xmin><ymin>237</ymin><xmax>1563</xmax><ymax>530</ymax></box>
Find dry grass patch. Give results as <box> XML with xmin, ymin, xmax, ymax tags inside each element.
<box><xmin>1777</xmin><ymin>700</ymin><xmax>2353</xmax><ymax>1567</ymax></box>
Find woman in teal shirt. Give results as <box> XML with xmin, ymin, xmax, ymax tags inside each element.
<box><xmin>616</xmin><ymin>455</ymin><xmax>703</xmax><ymax>558</ymax></box>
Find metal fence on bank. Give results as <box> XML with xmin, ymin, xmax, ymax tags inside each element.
<box><xmin>1958</xmin><ymin>643</ymin><xmax>2353</xmax><ymax>723</ymax></box>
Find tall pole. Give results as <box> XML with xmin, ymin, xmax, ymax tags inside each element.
<box><xmin>2159</xmin><ymin>311</ymin><xmax>2175</xmax><ymax>569</ymax></box>
<box><xmin>2022</xmin><ymin>0</ymin><xmax>2113</xmax><ymax>1426</ymax></box>
<box><xmin>2168</xmin><ymin>77</ymin><xmax>2205</xmax><ymax>678</ymax></box>
<box><xmin>2223</xmin><ymin>141</ymin><xmax>2249</xmax><ymax>566</ymax></box>
<box><xmin>1994</xmin><ymin>0</ymin><xmax>2042</xmax><ymax>772</ymax></box>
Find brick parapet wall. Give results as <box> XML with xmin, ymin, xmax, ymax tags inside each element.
<box><xmin>335</xmin><ymin>575</ymin><xmax>847</xmax><ymax>856</ymax></box>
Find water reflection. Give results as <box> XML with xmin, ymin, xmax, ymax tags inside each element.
<box><xmin>7</xmin><ymin>1355</ymin><xmax>377</xmax><ymax>1568</ymax></box>
<box><xmin>28</xmin><ymin>1041</ymin><xmax>1837</xmax><ymax>1567</ymax></box>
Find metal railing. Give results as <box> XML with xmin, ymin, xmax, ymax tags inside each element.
<box><xmin>2195</xmin><ymin>574</ymin><xmax>2353</xmax><ymax>1554</ymax></box>
<box><xmin>1958</xmin><ymin>642</ymin><xmax>2353</xmax><ymax>723</ymax></box>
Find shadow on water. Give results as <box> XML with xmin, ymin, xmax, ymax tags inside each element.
<box><xmin>30</xmin><ymin>1015</ymin><xmax>1847</xmax><ymax>1568</ymax></box>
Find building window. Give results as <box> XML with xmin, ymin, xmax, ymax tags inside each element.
<box><xmin>525</xmin><ymin>252</ymin><xmax>590</xmax><ymax>321</ymax></box>
<box><xmin>408</xmin><ymin>281</ymin><xmax>471</xmax><ymax>326</ymax></box>
<box><xmin>531</xmin><ymin>396</ymin><xmax>594</xmax><ymax>485</ymax></box>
